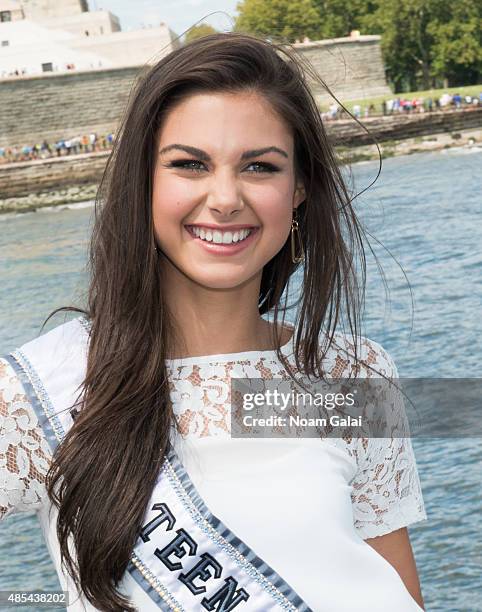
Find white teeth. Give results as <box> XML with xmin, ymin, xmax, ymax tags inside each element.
<box><xmin>189</xmin><ymin>227</ymin><xmax>253</xmax><ymax>244</ymax></box>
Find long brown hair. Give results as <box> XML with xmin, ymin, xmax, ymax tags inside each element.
<box><xmin>43</xmin><ymin>31</ymin><xmax>381</xmax><ymax>610</ymax></box>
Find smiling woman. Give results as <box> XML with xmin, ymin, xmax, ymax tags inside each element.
<box><xmin>151</xmin><ymin>90</ymin><xmax>306</xmax><ymax>313</ymax></box>
<box><xmin>0</xmin><ymin>32</ymin><xmax>427</xmax><ymax>611</ymax></box>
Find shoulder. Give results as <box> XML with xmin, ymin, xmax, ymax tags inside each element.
<box><xmin>16</xmin><ymin>315</ymin><xmax>90</xmax><ymax>363</ymax></box>
<box><xmin>321</xmin><ymin>332</ymin><xmax>409</xmax><ymax>462</ymax></box>
<box><xmin>324</xmin><ymin>330</ymin><xmax>398</xmax><ymax>379</ymax></box>
<box><xmin>1</xmin><ymin>314</ymin><xmax>90</xmax><ymax>437</ymax></box>
<box><xmin>5</xmin><ymin>315</ymin><xmax>90</xmax><ymax>386</ymax></box>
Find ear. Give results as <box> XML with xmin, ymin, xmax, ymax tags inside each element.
<box><xmin>293</xmin><ymin>183</ymin><xmax>306</xmax><ymax>210</ymax></box>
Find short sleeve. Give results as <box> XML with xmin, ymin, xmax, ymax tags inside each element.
<box><xmin>349</xmin><ymin>340</ymin><xmax>428</xmax><ymax>539</ymax></box>
<box><xmin>0</xmin><ymin>357</ymin><xmax>51</xmax><ymax>520</ymax></box>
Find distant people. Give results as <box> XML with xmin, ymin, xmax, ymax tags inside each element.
<box><xmin>41</xmin><ymin>140</ymin><xmax>51</xmax><ymax>158</ymax></box>
<box><xmin>71</xmin><ymin>136</ymin><xmax>81</xmax><ymax>154</ymax></box>
<box><xmin>55</xmin><ymin>140</ymin><xmax>64</xmax><ymax>156</ymax></box>
<box><xmin>352</xmin><ymin>104</ymin><xmax>361</xmax><ymax>118</ymax></box>
<box><xmin>81</xmin><ymin>134</ymin><xmax>90</xmax><ymax>152</ymax></box>
<box><xmin>89</xmin><ymin>132</ymin><xmax>97</xmax><ymax>152</ymax></box>
<box><xmin>328</xmin><ymin>103</ymin><xmax>339</xmax><ymax>119</ymax></box>
<box><xmin>1</xmin><ymin>133</ymin><xmax>115</xmax><ymax>164</ymax></box>
<box><xmin>21</xmin><ymin>145</ymin><xmax>31</xmax><ymax>160</ymax></box>
<box><xmin>439</xmin><ymin>92</ymin><xmax>452</xmax><ymax>108</ymax></box>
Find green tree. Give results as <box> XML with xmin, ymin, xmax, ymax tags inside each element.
<box><xmin>184</xmin><ymin>23</ymin><xmax>218</xmax><ymax>43</ymax></box>
<box><xmin>234</xmin><ymin>0</ymin><xmax>322</xmax><ymax>43</ymax></box>
<box><xmin>361</xmin><ymin>0</ymin><xmax>435</xmax><ymax>91</ymax></box>
<box><xmin>428</xmin><ymin>0</ymin><xmax>482</xmax><ymax>86</ymax></box>
<box><xmin>312</xmin><ymin>0</ymin><xmax>378</xmax><ymax>39</ymax></box>
<box><xmin>362</xmin><ymin>0</ymin><xmax>481</xmax><ymax>91</ymax></box>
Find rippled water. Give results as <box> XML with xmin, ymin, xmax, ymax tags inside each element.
<box><xmin>0</xmin><ymin>149</ymin><xmax>481</xmax><ymax>611</ymax></box>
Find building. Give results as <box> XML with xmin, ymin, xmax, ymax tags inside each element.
<box><xmin>0</xmin><ymin>0</ymin><xmax>180</xmax><ymax>77</ymax></box>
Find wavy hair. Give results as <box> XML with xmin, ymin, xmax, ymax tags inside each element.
<box><xmin>42</xmin><ymin>31</ymin><xmax>383</xmax><ymax>610</ymax></box>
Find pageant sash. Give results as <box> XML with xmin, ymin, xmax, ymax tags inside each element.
<box><xmin>3</xmin><ymin>317</ymin><xmax>313</xmax><ymax>612</ymax></box>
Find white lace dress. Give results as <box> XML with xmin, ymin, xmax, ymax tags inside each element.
<box><xmin>0</xmin><ymin>324</ymin><xmax>427</xmax><ymax>611</ymax></box>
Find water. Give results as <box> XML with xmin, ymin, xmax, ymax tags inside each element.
<box><xmin>0</xmin><ymin>149</ymin><xmax>481</xmax><ymax>611</ymax></box>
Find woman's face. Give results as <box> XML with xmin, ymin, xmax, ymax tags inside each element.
<box><xmin>152</xmin><ymin>90</ymin><xmax>305</xmax><ymax>290</ymax></box>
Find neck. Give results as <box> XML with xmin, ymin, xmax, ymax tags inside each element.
<box><xmin>161</xmin><ymin>262</ymin><xmax>289</xmax><ymax>359</ymax></box>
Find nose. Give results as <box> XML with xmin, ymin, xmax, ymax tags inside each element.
<box><xmin>206</xmin><ymin>168</ymin><xmax>244</xmax><ymax>218</ymax></box>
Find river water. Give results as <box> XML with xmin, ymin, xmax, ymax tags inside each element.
<box><xmin>0</xmin><ymin>148</ymin><xmax>481</xmax><ymax>611</ymax></box>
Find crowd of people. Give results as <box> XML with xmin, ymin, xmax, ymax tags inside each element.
<box><xmin>0</xmin><ymin>132</ymin><xmax>114</xmax><ymax>164</ymax></box>
<box><xmin>323</xmin><ymin>91</ymin><xmax>482</xmax><ymax>121</ymax></box>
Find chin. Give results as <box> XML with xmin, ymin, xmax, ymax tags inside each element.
<box><xmin>187</xmin><ymin>268</ymin><xmax>261</xmax><ymax>290</ymax></box>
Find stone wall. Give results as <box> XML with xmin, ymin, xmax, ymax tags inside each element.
<box><xmin>293</xmin><ymin>36</ymin><xmax>390</xmax><ymax>103</ymax></box>
<box><xmin>328</xmin><ymin>107</ymin><xmax>482</xmax><ymax>146</ymax></box>
<box><xmin>0</xmin><ymin>150</ymin><xmax>108</xmax><ymax>198</ymax></box>
<box><xmin>0</xmin><ymin>66</ymin><xmax>142</xmax><ymax>148</ymax></box>
<box><xmin>0</xmin><ymin>35</ymin><xmax>389</xmax><ymax>148</ymax></box>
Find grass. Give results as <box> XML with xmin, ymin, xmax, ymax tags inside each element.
<box><xmin>317</xmin><ymin>84</ymin><xmax>482</xmax><ymax>113</ymax></box>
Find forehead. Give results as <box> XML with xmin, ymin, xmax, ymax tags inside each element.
<box><xmin>158</xmin><ymin>91</ymin><xmax>293</xmax><ymax>151</ymax></box>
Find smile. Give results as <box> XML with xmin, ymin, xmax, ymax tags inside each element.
<box><xmin>185</xmin><ymin>226</ymin><xmax>256</xmax><ymax>244</ymax></box>
<box><xmin>184</xmin><ymin>225</ymin><xmax>260</xmax><ymax>255</ymax></box>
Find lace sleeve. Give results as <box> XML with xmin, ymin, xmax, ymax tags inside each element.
<box><xmin>0</xmin><ymin>357</ymin><xmax>51</xmax><ymax>520</ymax></box>
<box><xmin>348</xmin><ymin>340</ymin><xmax>428</xmax><ymax>539</ymax></box>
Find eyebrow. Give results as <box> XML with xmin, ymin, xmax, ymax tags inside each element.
<box><xmin>158</xmin><ymin>144</ymin><xmax>289</xmax><ymax>161</ymax></box>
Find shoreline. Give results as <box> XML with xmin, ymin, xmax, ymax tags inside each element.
<box><xmin>0</xmin><ymin>127</ymin><xmax>480</xmax><ymax>216</ymax></box>
<box><xmin>338</xmin><ymin>126</ymin><xmax>482</xmax><ymax>164</ymax></box>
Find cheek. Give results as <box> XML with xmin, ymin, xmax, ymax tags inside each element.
<box><xmin>152</xmin><ymin>174</ymin><xmax>193</xmax><ymax>231</ymax></box>
<box><xmin>256</xmin><ymin>190</ymin><xmax>294</xmax><ymax>239</ymax></box>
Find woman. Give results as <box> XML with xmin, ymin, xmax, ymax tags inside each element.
<box><xmin>0</xmin><ymin>32</ymin><xmax>427</xmax><ymax>611</ymax></box>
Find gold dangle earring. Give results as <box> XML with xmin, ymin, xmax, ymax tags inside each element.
<box><xmin>290</xmin><ymin>207</ymin><xmax>305</xmax><ymax>264</ymax></box>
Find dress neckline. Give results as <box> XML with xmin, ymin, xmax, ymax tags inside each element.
<box><xmin>78</xmin><ymin>315</ymin><xmax>296</xmax><ymax>366</ymax></box>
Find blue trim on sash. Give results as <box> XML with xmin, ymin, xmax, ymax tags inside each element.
<box><xmin>2</xmin><ymin>351</ymin><xmax>63</xmax><ymax>453</ymax></box>
<box><xmin>127</xmin><ymin>554</ymin><xmax>186</xmax><ymax>612</ymax></box>
<box><xmin>2</xmin><ymin>346</ymin><xmax>314</xmax><ymax>612</ymax></box>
